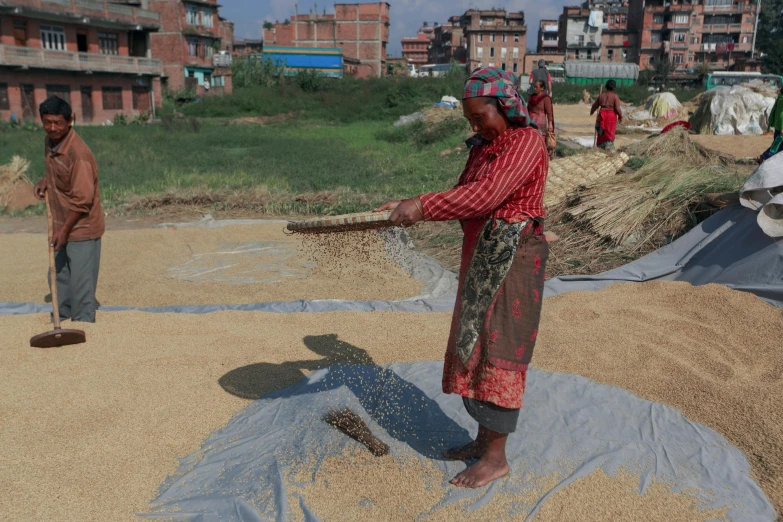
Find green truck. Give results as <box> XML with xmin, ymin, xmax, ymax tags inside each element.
<box><xmin>563</xmin><ymin>61</ymin><xmax>639</xmax><ymax>86</ymax></box>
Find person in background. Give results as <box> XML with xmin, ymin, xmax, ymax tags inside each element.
<box><xmin>376</xmin><ymin>67</ymin><xmax>549</xmax><ymax>489</ymax></box>
<box><xmin>33</xmin><ymin>96</ymin><xmax>104</xmax><ymax>323</ymax></box>
<box><xmin>527</xmin><ymin>79</ymin><xmax>556</xmax><ymax>159</ymax></box>
<box><xmin>590</xmin><ymin>80</ymin><xmax>624</xmax><ymax>151</ymax></box>
<box><xmin>529</xmin><ymin>60</ymin><xmax>552</xmax><ymax>96</ymax></box>
<box><xmin>759</xmin><ymin>88</ymin><xmax>783</xmax><ymax>163</ymax></box>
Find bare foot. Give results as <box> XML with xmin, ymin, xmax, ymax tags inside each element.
<box><xmin>450</xmin><ymin>455</ymin><xmax>509</xmax><ymax>488</ymax></box>
<box><xmin>443</xmin><ymin>440</ymin><xmax>485</xmax><ymax>460</ymax></box>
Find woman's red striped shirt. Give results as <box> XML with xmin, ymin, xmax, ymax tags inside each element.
<box><xmin>418</xmin><ymin>126</ymin><xmax>548</xmax><ymax>223</ymax></box>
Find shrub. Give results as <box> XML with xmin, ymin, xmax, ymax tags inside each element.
<box><xmin>113</xmin><ymin>113</ymin><xmax>128</xmax><ymax>126</ymax></box>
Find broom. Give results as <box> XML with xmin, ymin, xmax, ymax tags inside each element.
<box><xmin>323</xmin><ymin>408</ymin><xmax>389</xmax><ymax>457</ymax></box>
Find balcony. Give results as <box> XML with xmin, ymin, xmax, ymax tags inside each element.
<box><xmin>702</xmin><ymin>3</ymin><xmax>755</xmax><ymax>13</ymax></box>
<box><xmin>541</xmin><ymin>40</ymin><xmax>559</xmax><ymax>48</ymax></box>
<box><xmin>1</xmin><ymin>0</ymin><xmax>160</xmax><ymax>26</ymax></box>
<box><xmin>0</xmin><ymin>44</ymin><xmax>162</xmax><ymax>74</ymax></box>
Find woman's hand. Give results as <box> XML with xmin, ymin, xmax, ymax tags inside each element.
<box><xmin>376</xmin><ymin>198</ymin><xmax>424</xmax><ymax>228</ymax></box>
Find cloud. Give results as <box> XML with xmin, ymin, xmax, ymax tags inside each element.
<box><xmin>222</xmin><ymin>0</ymin><xmax>569</xmax><ymax>54</ymax></box>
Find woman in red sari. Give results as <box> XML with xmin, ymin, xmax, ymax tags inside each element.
<box><xmin>590</xmin><ymin>80</ymin><xmax>624</xmax><ymax>150</ymax></box>
<box><xmin>527</xmin><ymin>79</ymin><xmax>556</xmax><ymax>159</ymax></box>
<box><xmin>377</xmin><ymin>67</ymin><xmax>549</xmax><ymax>489</ymax></box>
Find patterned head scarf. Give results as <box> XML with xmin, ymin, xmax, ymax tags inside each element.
<box><xmin>463</xmin><ymin>66</ymin><xmax>532</xmax><ymax>130</ymax></box>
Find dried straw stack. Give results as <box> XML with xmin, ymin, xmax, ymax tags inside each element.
<box><xmin>545</xmin><ymin>152</ymin><xmax>629</xmax><ymax>208</ymax></box>
<box><xmin>0</xmin><ymin>156</ymin><xmax>32</xmax><ymax>208</ymax></box>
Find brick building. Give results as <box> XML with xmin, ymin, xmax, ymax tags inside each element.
<box><xmin>428</xmin><ymin>16</ymin><xmax>466</xmax><ymax>64</ymax></box>
<box><xmin>558</xmin><ymin>5</ymin><xmax>602</xmax><ymax>61</ymax></box>
<box><xmin>461</xmin><ymin>9</ymin><xmax>526</xmax><ymax>76</ymax></box>
<box><xmin>232</xmin><ymin>38</ymin><xmax>262</xmax><ymax>56</ymax></box>
<box><xmin>599</xmin><ymin>0</ymin><xmax>637</xmax><ymax>62</ymax></box>
<box><xmin>147</xmin><ymin>0</ymin><xmax>233</xmax><ymax>95</ymax></box>
<box><xmin>401</xmin><ymin>31</ymin><xmax>429</xmax><ymax>67</ymax></box>
<box><xmin>0</xmin><ymin>0</ymin><xmax>163</xmax><ymax>124</ymax></box>
<box><xmin>537</xmin><ymin>19</ymin><xmax>560</xmax><ymax>54</ymax></box>
<box><xmin>629</xmin><ymin>0</ymin><xmax>758</xmax><ymax>76</ymax></box>
<box><xmin>262</xmin><ymin>2</ymin><xmax>390</xmax><ymax>78</ymax></box>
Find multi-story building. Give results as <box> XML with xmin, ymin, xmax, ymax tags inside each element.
<box><xmin>232</xmin><ymin>39</ymin><xmax>262</xmax><ymax>56</ymax></box>
<box><xmin>147</xmin><ymin>0</ymin><xmax>233</xmax><ymax>95</ymax></box>
<box><xmin>262</xmin><ymin>2</ymin><xmax>390</xmax><ymax>78</ymax></box>
<box><xmin>0</xmin><ymin>0</ymin><xmax>163</xmax><ymax>123</ymax></box>
<box><xmin>537</xmin><ymin>19</ymin><xmax>560</xmax><ymax>54</ymax></box>
<box><xmin>629</xmin><ymin>0</ymin><xmax>758</xmax><ymax>76</ymax></box>
<box><xmin>401</xmin><ymin>31</ymin><xmax>429</xmax><ymax>68</ymax></box>
<box><xmin>558</xmin><ymin>5</ymin><xmax>602</xmax><ymax>61</ymax></box>
<box><xmin>461</xmin><ymin>9</ymin><xmax>526</xmax><ymax>76</ymax></box>
<box><xmin>598</xmin><ymin>0</ymin><xmax>637</xmax><ymax>62</ymax></box>
<box><xmin>428</xmin><ymin>16</ymin><xmax>466</xmax><ymax>64</ymax></box>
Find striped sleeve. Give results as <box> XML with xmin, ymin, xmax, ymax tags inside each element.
<box><xmin>419</xmin><ymin>130</ymin><xmax>541</xmax><ymax>222</ymax></box>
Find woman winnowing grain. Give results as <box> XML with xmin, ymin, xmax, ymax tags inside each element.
<box><xmin>377</xmin><ymin>67</ymin><xmax>549</xmax><ymax>489</ymax></box>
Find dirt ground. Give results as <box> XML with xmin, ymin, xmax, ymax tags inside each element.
<box><xmin>0</xmin><ymin>223</ymin><xmax>423</xmax><ymax>307</ymax></box>
<box><xmin>691</xmin><ymin>134</ymin><xmax>773</xmax><ymax>159</ymax></box>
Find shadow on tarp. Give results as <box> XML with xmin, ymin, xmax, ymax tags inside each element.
<box><xmin>219</xmin><ymin>334</ymin><xmax>470</xmax><ymax>460</ymax></box>
<box><xmin>139</xmin><ymin>361</ymin><xmax>775</xmax><ymax>522</ymax></box>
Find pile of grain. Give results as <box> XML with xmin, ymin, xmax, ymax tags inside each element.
<box><xmin>287</xmin><ymin>447</ymin><xmax>729</xmax><ymax>521</ymax></box>
<box><xmin>0</xmin><ymin>224</ymin><xmax>422</xmax><ymax>306</ymax></box>
<box><xmin>2</xmin><ymin>281</ymin><xmax>781</xmax><ymax>520</ymax></box>
<box><xmin>534</xmin><ymin>281</ymin><xmax>783</xmax><ymax>514</ymax></box>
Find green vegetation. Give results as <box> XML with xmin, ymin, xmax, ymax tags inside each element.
<box><xmin>758</xmin><ymin>0</ymin><xmax>782</xmax><ymax>74</ymax></box>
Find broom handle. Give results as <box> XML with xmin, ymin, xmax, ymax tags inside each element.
<box><xmin>594</xmin><ymin>84</ymin><xmax>603</xmax><ymax>148</ymax></box>
<box><xmin>45</xmin><ymin>191</ymin><xmax>61</xmax><ymax>330</ymax></box>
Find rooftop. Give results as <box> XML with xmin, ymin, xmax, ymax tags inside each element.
<box><xmin>0</xmin><ymin>0</ymin><xmax>161</xmax><ymax>27</ymax></box>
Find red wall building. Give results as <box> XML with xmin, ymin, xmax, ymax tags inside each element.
<box><xmin>147</xmin><ymin>0</ymin><xmax>233</xmax><ymax>95</ymax></box>
<box><xmin>0</xmin><ymin>0</ymin><xmax>163</xmax><ymax>124</ymax></box>
<box><xmin>263</xmin><ymin>2</ymin><xmax>390</xmax><ymax>78</ymax></box>
<box><xmin>401</xmin><ymin>32</ymin><xmax>429</xmax><ymax>67</ymax></box>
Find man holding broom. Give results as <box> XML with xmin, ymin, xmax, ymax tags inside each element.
<box><xmin>33</xmin><ymin>96</ymin><xmax>104</xmax><ymax>323</ymax></box>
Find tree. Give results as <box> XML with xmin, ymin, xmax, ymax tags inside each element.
<box><xmin>283</xmin><ymin>18</ymin><xmax>291</xmax><ymax>25</ymax></box>
<box><xmin>756</xmin><ymin>0</ymin><xmax>782</xmax><ymax>73</ymax></box>
<box><xmin>263</xmin><ymin>21</ymin><xmax>275</xmax><ymax>31</ymax></box>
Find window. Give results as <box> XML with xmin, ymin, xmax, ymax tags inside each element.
<box><xmin>102</xmin><ymin>87</ymin><xmax>123</xmax><ymax>110</ymax></box>
<box><xmin>589</xmin><ymin>34</ymin><xmax>595</xmax><ymax>42</ymax></box>
<box><xmin>188</xmin><ymin>38</ymin><xmax>199</xmax><ymax>57</ymax></box>
<box><xmin>501</xmin><ymin>62</ymin><xmax>506</xmax><ymax>71</ymax></box>
<box><xmin>649</xmin><ymin>55</ymin><xmax>656</xmax><ymax>64</ymax></box>
<box><xmin>651</xmin><ymin>32</ymin><xmax>662</xmax><ymax>43</ymax></box>
<box><xmin>675</xmin><ymin>15</ymin><xmax>689</xmax><ymax>24</ymax></box>
<box><xmin>622</xmin><ymin>49</ymin><xmax>628</xmax><ymax>58</ymax></box>
<box><xmin>513</xmin><ymin>47</ymin><xmax>519</xmax><ymax>58</ymax></box>
<box><xmin>608</xmin><ymin>49</ymin><xmax>614</xmax><ymax>60</ymax></box>
<box><xmin>673</xmin><ymin>53</ymin><xmax>684</xmax><ymax>64</ymax></box>
<box><xmin>477</xmin><ymin>47</ymin><xmax>484</xmax><ymax>58</ymax></box>
<box><xmin>46</xmin><ymin>85</ymin><xmax>70</xmax><ymax>104</ymax></box>
<box><xmin>13</xmin><ymin>20</ymin><xmax>27</xmax><ymax>46</ymax></box>
<box><xmin>501</xmin><ymin>47</ymin><xmax>507</xmax><ymax>58</ymax></box>
<box><xmin>622</xmin><ymin>15</ymin><xmax>626</xmax><ymax>24</ymax></box>
<box><xmin>0</xmin><ymin>84</ymin><xmax>9</xmax><ymax>110</ymax></box>
<box><xmin>654</xmin><ymin>15</ymin><xmax>664</xmax><ymax>25</ymax></box>
<box><xmin>577</xmin><ymin>35</ymin><xmax>585</xmax><ymax>45</ymax></box>
<box><xmin>206</xmin><ymin>42</ymin><xmax>215</xmax><ymax>58</ymax></box>
<box><xmin>587</xmin><ymin>49</ymin><xmax>592</xmax><ymax>60</ymax></box>
<box><xmin>201</xmin><ymin>8</ymin><xmax>213</xmax><ymax>27</ymax></box>
<box><xmin>691</xmin><ymin>36</ymin><xmax>700</xmax><ymax>44</ymax></box>
<box><xmin>490</xmin><ymin>47</ymin><xmax>495</xmax><ymax>58</ymax></box>
<box><xmin>212</xmin><ymin>75</ymin><xmax>225</xmax><ymax>87</ymax></box>
<box><xmin>674</xmin><ymin>32</ymin><xmax>687</xmax><ymax>42</ymax></box>
<box><xmin>479</xmin><ymin>34</ymin><xmax>483</xmax><ymax>42</ymax></box>
<box><xmin>742</xmin><ymin>35</ymin><xmax>749</xmax><ymax>43</ymax></box>
<box><xmin>40</xmin><ymin>25</ymin><xmax>65</xmax><ymax>51</ymax></box>
<box><xmin>514</xmin><ymin>33</ymin><xmax>519</xmax><ymax>42</ymax></box>
<box><xmin>186</xmin><ymin>5</ymin><xmax>199</xmax><ymax>25</ymax></box>
<box><xmin>98</xmin><ymin>32</ymin><xmax>119</xmax><ymax>55</ymax></box>
<box><xmin>490</xmin><ymin>34</ymin><xmax>495</xmax><ymax>42</ymax></box>
<box><xmin>513</xmin><ymin>62</ymin><xmax>518</xmax><ymax>73</ymax></box>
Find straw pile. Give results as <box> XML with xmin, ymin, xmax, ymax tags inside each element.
<box><xmin>545</xmin><ymin>152</ymin><xmax>629</xmax><ymax>207</ymax></box>
<box><xmin>623</xmin><ymin>126</ymin><xmax>735</xmax><ymax>165</ymax></box>
<box><xmin>565</xmin><ymin>157</ymin><xmax>745</xmax><ymax>249</ymax></box>
<box><xmin>0</xmin><ymin>156</ymin><xmax>36</xmax><ymax>211</ymax></box>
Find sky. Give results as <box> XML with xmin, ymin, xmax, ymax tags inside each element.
<box><xmin>220</xmin><ymin>0</ymin><xmax>570</xmax><ymax>55</ymax></box>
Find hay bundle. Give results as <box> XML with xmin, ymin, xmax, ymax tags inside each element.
<box><xmin>622</xmin><ymin>126</ymin><xmax>734</xmax><ymax>165</ymax></box>
<box><xmin>545</xmin><ymin>152</ymin><xmax>629</xmax><ymax>207</ymax></box>
<box><xmin>566</xmin><ymin>157</ymin><xmax>745</xmax><ymax>250</ymax></box>
<box><xmin>0</xmin><ymin>156</ymin><xmax>32</xmax><ymax>208</ymax></box>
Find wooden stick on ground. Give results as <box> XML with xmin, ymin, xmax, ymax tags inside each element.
<box><xmin>594</xmin><ymin>84</ymin><xmax>604</xmax><ymax>148</ymax></box>
<box><xmin>324</xmin><ymin>408</ymin><xmax>390</xmax><ymax>457</ymax></box>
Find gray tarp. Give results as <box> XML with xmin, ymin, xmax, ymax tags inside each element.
<box><xmin>139</xmin><ymin>362</ymin><xmax>775</xmax><ymax>521</ymax></box>
<box><xmin>563</xmin><ymin>61</ymin><xmax>639</xmax><ymax>80</ymax></box>
<box><xmin>544</xmin><ymin>205</ymin><xmax>783</xmax><ymax>307</ymax></box>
